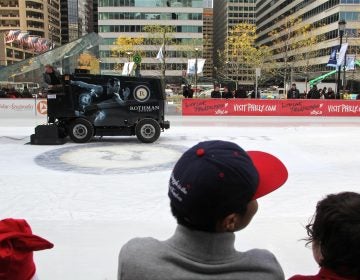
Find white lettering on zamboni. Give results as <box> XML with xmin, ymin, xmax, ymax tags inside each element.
<box><xmin>129</xmin><ymin>105</ymin><xmax>160</xmax><ymax>112</ymax></box>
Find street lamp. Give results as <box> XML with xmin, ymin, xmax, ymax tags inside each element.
<box><xmin>337</xmin><ymin>19</ymin><xmax>346</xmax><ymax>99</ymax></box>
<box><xmin>194</xmin><ymin>47</ymin><xmax>199</xmax><ymax>96</ymax></box>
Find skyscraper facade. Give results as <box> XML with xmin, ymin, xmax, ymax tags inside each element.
<box><xmin>0</xmin><ymin>0</ymin><xmax>60</xmax><ymax>66</ymax></box>
<box><xmin>213</xmin><ymin>0</ymin><xmax>257</xmax><ymax>85</ymax></box>
<box><xmin>98</xmin><ymin>0</ymin><xmax>204</xmax><ymax>79</ymax></box>
<box><xmin>256</xmin><ymin>0</ymin><xmax>360</xmax><ymax>84</ymax></box>
<box><xmin>203</xmin><ymin>8</ymin><xmax>213</xmax><ymax>78</ymax></box>
<box><xmin>60</xmin><ymin>0</ymin><xmax>94</xmax><ymax>44</ymax></box>
<box><xmin>203</xmin><ymin>0</ymin><xmax>212</xmax><ymax>8</ymax></box>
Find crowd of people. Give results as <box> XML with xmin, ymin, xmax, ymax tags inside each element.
<box><xmin>182</xmin><ymin>84</ymin><xmax>258</xmax><ymax>99</ymax></box>
<box><xmin>287</xmin><ymin>83</ymin><xmax>337</xmax><ymax>99</ymax></box>
<box><xmin>1</xmin><ymin>140</ymin><xmax>359</xmax><ymax>280</ymax></box>
<box><xmin>0</xmin><ymin>86</ymin><xmax>35</xmax><ymax>98</ymax></box>
<box><xmin>181</xmin><ymin>83</ymin><xmax>360</xmax><ymax>100</ymax></box>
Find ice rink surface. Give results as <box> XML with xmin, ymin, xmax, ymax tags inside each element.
<box><xmin>1</xmin><ymin>115</ymin><xmax>360</xmax><ymax>280</ymax></box>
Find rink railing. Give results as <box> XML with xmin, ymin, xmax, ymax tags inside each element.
<box><xmin>2</xmin><ymin>98</ymin><xmax>360</xmax><ymax>117</ymax></box>
<box><xmin>0</xmin><ymin>98</ymin><xmax>47</xmax><ymax>117</ymax></box>
<box><xmin>182</xmin><ymin>99</ymin><xmax>360</xmax><ymax>117</ymax></box>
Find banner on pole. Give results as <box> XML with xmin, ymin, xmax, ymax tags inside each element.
<box><xmin>346</xmin><ymin>54</ymin><xmax>355</xmax><ymax>70</ymax></box>
<box><xmin>122</xmin><ymin>62</ymin><xmax>135</xmax><ymax>76</ymax></box>
<box><xmin>337</xmin><ymin>43</ymin><xmax>348</xmax><ymax>67</ymax></box>
<box><xmin>326</xmin><ymin>45</ymin><xmax>339</xmax><ymax>68</ymax></box>
<box><xmin>187</xmin><ymin>59</ymin><xmax>206</xmax><ymax>75</ymax></box>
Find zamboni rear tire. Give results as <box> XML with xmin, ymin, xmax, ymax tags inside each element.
<box><xmin>135</xmin><ymin>118</ymin><xmax>161</xmax><ymax>143</ymax></box>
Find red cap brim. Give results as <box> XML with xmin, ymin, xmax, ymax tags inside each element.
<box><xmin>247</xmin><ymin>151</ymin><xmax>288</xmax><ymax>199</ymax></box>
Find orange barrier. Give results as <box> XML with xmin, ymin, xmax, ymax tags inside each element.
<box><xmin>182</xmin><ymin>99</ymin><xmax>360</xmax><ymax>117</ymax></box>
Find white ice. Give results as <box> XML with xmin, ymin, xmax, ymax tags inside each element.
<box><xmin>1</xmin><ymin>115</ymin><xmax>360</xmax><ymax>280</ymax></box>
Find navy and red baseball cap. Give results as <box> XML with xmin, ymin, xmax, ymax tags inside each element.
<box><xmin>168</xmin><ymin>140</ymin><xmax>288</xmax><ymax>227</ymax></box>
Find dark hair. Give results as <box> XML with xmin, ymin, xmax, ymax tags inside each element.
<box><xmin>305</xmin><ymin>192</ymin><xmax>360</xmax><ymax>278</ymax></box>
<box><xmin>170</xmin><ymin>201</ymin><xmax>248</xmax><ymax>232</ymax></box>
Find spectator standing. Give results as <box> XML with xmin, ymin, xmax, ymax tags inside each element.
<box><xmin>118</xmin><ymin>140</ymin><xmax>288</xmax><ymax>280</ymax></box>
<box><xmin>325</xmin><ymin>87</ymin><xmax>335</xmax><ymax>99</ymax></box>
<box><xmin>187</xmin><ymin>84</ymin><xmax>194</xmax><ymax>98</ymax></box>
<box><xmin>289</xmin><ymin>192</ymin><xmax>360</xmax><ymax>280</ymax></box>
<box><xmin>234</xmin><ymin>86</ymin><xmax>248</xmax><ymax>98</ymax></box>
<box><xmin>0</xmin><ymin>88</ymin><xmax>7</xmax><ymax>98</ymax></box>
<box><xmin>307</xmin><ymin>85</ymin><xmax>320</xmax><ymax>99</ymax></box>
<box><xmin>182</xmin><ymin>85</ymin><xmax>189</xmax><ymax>98</ymax></box>
<box><xmin>320</xmin><ymin>87</ymin><xmax>327</xmax><ymax>99</ymax></box>
<box><xmin>250</xmin><ymin>88</ymin><xmax>260</xmax><ymax>98</ymax></box>
<box><xmin>211</xmin><ymin>85</ymin><xmax>221</xmax><ymax>98</ymax></box>
<box><xmin>287</xmin><ymin>83</ymin><xmax>300</xmax><ymax>99</ymax></box>
<box><xmin>21</xmin><ymin>86</ymin><xmax>33</xmax><ymax>98</ymax></box>
<box><xmin>221</xmin><ymin>86</ymin><xmax>233</xmax><ymax>99</ymax></box>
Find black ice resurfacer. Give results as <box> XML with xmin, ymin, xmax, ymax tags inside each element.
<box><xmin>31</xmin><ymin>74</ymin><xmax>170</xmax><ymax>145</ymax></box>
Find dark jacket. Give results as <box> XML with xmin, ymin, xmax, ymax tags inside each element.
<box><xmin>307</xmin><ymin>88</ymin><xmax>320</xmax><ymax>99</ymax></box>
<box><xmin>235</xmin><ymin>88</ymin><xmax>248</xmax><ymax>98</ymax></box>
<box><xmin>43</xmin><ymin>70</ymin><xmax>62</xmax><ymax>87</ymax></box>
<box><xmin>287</xmin><ymin>88</ymin><xmax>300</xmax><ymax>99</ymax></box>
<box><xmin>222</xmin><ymin>91</ymin><xmax>233</xmax><ymax>99</ymax></box>
<box><xmin>183</xmin><ymin>86</ymin><xmax>194</xmax><ymax>98</ymax></box>
<box><xmin>325</xmin><ymin>90</ymin><xmax>335</xmax><ymax>99</ymax></box>
<box><xmin>211</xmin><ymin>90</ymin><xmax>221</xmax><ymax>98</ymax></box>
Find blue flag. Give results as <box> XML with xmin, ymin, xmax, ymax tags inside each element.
<box><xmin>327</xmin><ymin>45</ymin><xmax>339</xmax><ymax>68</ymax></box>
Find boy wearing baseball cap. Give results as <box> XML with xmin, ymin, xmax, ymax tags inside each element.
<box><xmin>118</xmin><ymin>140</ymin><xmax>288</xmax><ymax>280</ymax></box>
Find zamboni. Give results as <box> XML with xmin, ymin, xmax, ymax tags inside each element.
<box><xmin>31</xmin><ymin>74</ymin><xmax>170</xmax><ymax>145</ymax></box>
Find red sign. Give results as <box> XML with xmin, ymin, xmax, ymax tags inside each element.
<box><xmin>182</xmin><ymin>99</ymin><xmax>360</xmax><ymax>117</ymax></box>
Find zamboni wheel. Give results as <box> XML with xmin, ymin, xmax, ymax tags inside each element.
<box><xmin>135</xmin><ymin>118</ymin><xmax>161</xmax><ymax>143</ymax></box>
<box><xmin>68</xmin><ymin>118</ymin><xmax>94</xmax><ymax>143</ymax></box>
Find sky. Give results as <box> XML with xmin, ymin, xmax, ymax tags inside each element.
<box><xmin>1</xmin><ymin>115</ymin><xmax>360</xmax><ymax>279</ymax></box>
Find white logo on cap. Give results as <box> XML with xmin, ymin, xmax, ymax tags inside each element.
<box><xmin>169</xmin><ymin>173</ymin><xmax>189</xmax><ymax>202</ymax></box>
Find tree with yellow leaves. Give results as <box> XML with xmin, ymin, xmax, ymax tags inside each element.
<box><xmin>77</xmin><ymin>51</ymin><xmax>100</xmax><ymax>74</ymax></box>
<box><xmin>143</xmin><ymin>25</ymin><xmax>175</xmax><ymax>82</ymax></box>
<box><xmin>224</xmin><ymin>23</ymin><xmax>271</xmax><ymax>85</ymax></box>
<box><xmin>111</xmin><ymin>36</ymin><xmax>144</xmax><ymax>74</ymax></box>
<box><xmin>268</xmin><ymin>16</ymin><xmax>322</xmax><ymax>90</ymax></box>
<box><xmin>290</xmin><ymin>24</ymin><xmax>325</xmax><ymax>92</ymax></box>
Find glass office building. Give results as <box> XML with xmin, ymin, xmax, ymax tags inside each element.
<box><xmin>98</xmin><ymin>0</ymin><xmax>204</xmax><ymax>79</ymax></box>
<box><xmin>61</xmin><ymin>0</ymin><xmax>95</xmax><ymax>44</ymax></box>
<box><xmin>213</xmin><ymin>0</ymin><xmax>257</xmax><ymax>85</ymax></box>
<box><xmin>256</xmin><ymin>0</ymin><xmax>360</xmax><ymax>82</ymax></box>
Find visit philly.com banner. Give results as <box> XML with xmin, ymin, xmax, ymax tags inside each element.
<box><xmin>182</xmin><ymin>99</ymin><xmax>360</xmax><ymax>117</ymax></box>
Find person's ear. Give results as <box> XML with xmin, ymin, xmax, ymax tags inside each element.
<box><xmin>218</xmin><ymin>200</ymin><xmax>258</xmax><ymax>232</ymax></box>
<box><xmin>219</xmin><ymin>213</ymin><xmax>241</xmax><ymax>232</ymax></box>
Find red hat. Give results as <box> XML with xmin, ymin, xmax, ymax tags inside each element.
<box><xmin>0</xmin><ymin>218</ymin><xmax>54</xmax><ymax>280</ymax></box>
